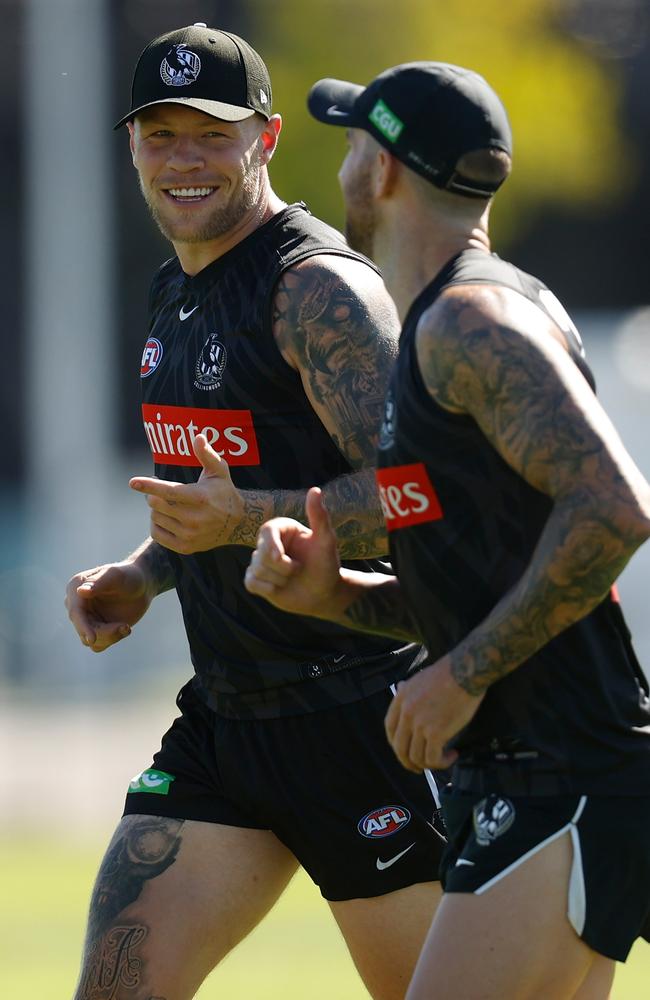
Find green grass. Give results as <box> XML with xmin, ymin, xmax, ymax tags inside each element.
<box><xmin>1</xmin><ymin>836</ymin><xmax>648</xmax><ymax>999</ymax></box>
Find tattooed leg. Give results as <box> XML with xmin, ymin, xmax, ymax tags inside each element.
<box><xmin>73</xmin><ymin>816</ymin><xmax>298</xmax><ymax>1000</ymax></box>
<box><xmin>74</xmin><ymin>815</ymin><xmax>183</xmax><ymax>1000</ymax></box>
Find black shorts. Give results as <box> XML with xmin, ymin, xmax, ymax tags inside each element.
<box><xmin>123</xmin><ymin>681</ymin><xmax>447</xmax><ymax>901</ymax></box>
<box><xmin>440</xmin><ymin>785</ymin><xmax>650</xmax><ymax>962</ymax></box>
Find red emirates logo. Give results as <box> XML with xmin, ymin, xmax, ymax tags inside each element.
<box><xmin>375</xmin><ymin>463</ymin><xmax>443</xmax><ymax>531</ymax></box>
<box><xmin>142</xmin><ymin>404</ymin><xmax>260</xmax><ymax>466</ymax></box>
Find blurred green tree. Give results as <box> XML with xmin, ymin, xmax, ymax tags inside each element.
<box><xmin>251</xmin><ymin>0</ymin><xmax>633</xmax><ymax>246</ymax></box>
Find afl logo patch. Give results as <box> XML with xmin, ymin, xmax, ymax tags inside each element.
<box><xmin>195</xmin><ymin>334</ymin><xmax>227</xmax><ymax>390</ymax></box>
<box><xmin>141</xmin><ymin>338</ymin><xmax>163</xmax><ymax>377</ymax></box>
<box><xmin>358</xmin><ymin>805</ymin><xmax>411</xmax><ymax>839</ymax></box>
<box><xmin>160</xmin><ymin>45</ymin><xmax>201</xmax><ymax>87</ymax></box>
<box><xmin>473</xmin><ymin>795</ymin><xmax>515</xmax><ymax>846</ymax></box>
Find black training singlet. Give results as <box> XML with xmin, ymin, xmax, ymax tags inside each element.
<box><xmin>140</xmin><ymin>203</ymin><xmax>419</xmax><ymax>719</ymax></box>
<box><xmin>376</xmin><ymin>248</ymin><xmax>650</xmax><ymax>794</ymax></box>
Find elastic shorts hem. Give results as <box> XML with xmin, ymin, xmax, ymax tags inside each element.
<box><xmin>322</xmin><ymin>875</ymin><xmax>438</xmax><ymax>903</ymax></box>
<box><xmin>441</xmin><ymin>789</ymin><xmax>650</xmax><ymax>963</ymax></box>
<box><xmin>122</xmin><ymin>791</ymin><xmax>267</xmax><ymax>830</ymax></box>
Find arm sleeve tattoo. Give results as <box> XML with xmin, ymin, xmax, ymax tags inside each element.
<box><xmin>416</xmin><ymin>285</ymin><xmax>650</xmax><ymax>694</ymax></box>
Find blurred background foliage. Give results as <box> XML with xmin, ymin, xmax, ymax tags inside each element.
<box><xmin>2</xmin><ymin>4</ymin><xmax>649</xmax><ymax>995</ymax></box>
<box><xmin>254</xmin><ymin>0</ymin><xmax>632</xmax><ymax>245</ymax></box>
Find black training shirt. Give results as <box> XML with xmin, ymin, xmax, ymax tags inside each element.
<box><xmin>376</xmin><ymin>249</ymin><xmax>650</xmax><ymax>794</ymax></box>
<box><xmin>140</xmin><ymin>203</ymin><xmax>420</xmax><ymax>718</ymax></box>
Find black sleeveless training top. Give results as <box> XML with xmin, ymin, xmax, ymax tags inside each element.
<box><xmin>376</xmin><ymin>249</ymin><xmax>650</xmax><ymax>794</ymax></box>
<box><xmin>140</xmin><ymin>203</ymin><xmax>419</xmax><ymax>719</ymax></box>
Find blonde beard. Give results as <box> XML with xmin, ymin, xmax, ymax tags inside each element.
<box><xmin>140</xmin><ymin>162</ymin><xmax>263</xmax><ymax>244</ymax></box>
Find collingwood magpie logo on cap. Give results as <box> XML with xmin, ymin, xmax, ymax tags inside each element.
<box><xmin>160</xmin><ymin>44</ymin><xmax>201</xmax><ymax>87</ymax></box>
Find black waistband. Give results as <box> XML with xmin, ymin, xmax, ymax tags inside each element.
<box><xmin>453</xmin><ymin>761</ymin><xmax>573</xmax><ymax>796</ymax></box>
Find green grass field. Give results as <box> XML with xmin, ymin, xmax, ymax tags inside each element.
<box><xmin>1</xmin><ymin>836</ymin><xmax>648</xmax><ymax>999</ymax></box>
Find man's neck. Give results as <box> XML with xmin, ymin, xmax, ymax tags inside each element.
<box><xmin>376</xmin><ymin>212</ymin><xmax>491</xmax><ymax>323</ymax></box>
<box><xmin>174</xmin><ymin>190</ymin><xmax>287</xmax><ymax>276</ymax></box>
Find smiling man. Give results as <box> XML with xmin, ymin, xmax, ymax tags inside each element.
<box><xmin>65</xmin><ymin>24</ymin><xmax>447</xmax><ymax>1000</ymax></box>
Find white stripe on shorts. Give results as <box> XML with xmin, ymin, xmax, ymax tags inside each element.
<box><xmin>474</xmin><ymin>795</ymin><xmax>588</xmax><ymax>936</ymax></box>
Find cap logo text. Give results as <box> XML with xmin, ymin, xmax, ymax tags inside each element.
<box><xmin>369</xmin><ymin>99</ymin><xmax>404</xmax><ymax>143</ymax></box>
<box><xmin>160</xmin><ymin>44</ymin><xmax>201</xmax><ymax>88</ymax></box>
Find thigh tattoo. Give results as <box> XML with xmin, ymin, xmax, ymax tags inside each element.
<box><xmin>76</xmin><ymin>816</ymin><xmax>184</xmax><ymax>999</ymax></box>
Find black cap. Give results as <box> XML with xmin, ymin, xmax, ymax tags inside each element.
<box><xmin>308</xmin><ymin>62</ymin><xmax>512</xmax><ymax>198</ymax></box>
<box><xmin>114</xmin><ymin>23</ymin><xmax>272</xmax><ymax>129</ymax></box>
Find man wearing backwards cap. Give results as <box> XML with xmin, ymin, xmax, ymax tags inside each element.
<box><xmin>66</xmin><ymin>26</ymin><xmax>447</xmax><ymax>1000</ymax></box>
<box><xmin>246</xmin><ymin>61</ymin><xmax>650</xmax><ymax>998</ymax></box>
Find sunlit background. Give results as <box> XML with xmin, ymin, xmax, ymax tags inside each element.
<box><xmin>1</xmin><ymin>1</ymin><xmax>649</xmax><ymax>997</ymax></box>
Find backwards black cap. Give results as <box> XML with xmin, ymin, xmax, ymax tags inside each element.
<box><xmin>114</xmin><ymin>22</ymin><xmax>272</xmax><ymax>129</ymax></box>
<box><xmin>308</xmin><ymin>62</ymin><xmax>512</xmax><ymax>198</ymax></box>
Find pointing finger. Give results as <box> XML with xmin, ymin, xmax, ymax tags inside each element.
<box><xmin>129</xmin><ymin>477</ymin><xmax>189</xmax><ymax>503</ymax></box>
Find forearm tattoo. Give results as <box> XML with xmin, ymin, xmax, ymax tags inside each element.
<box><xmin>140</xmin><ymin>541</ymin><xmax>175</xmax><ymax>596</ymax></box>
<box><xmin>74</xmin><ymin>817</ymin><xmax>183</xmax><ymax>999</ymax></box>
<box><xmin>344</xmin><ymin>578</ymin><xmax>422</xmax><ymax>643</ymax></box>
<box><xmin>418</xmin><ymin>287</ymin><xmax>650</xmax><ymax>695</ymax></box>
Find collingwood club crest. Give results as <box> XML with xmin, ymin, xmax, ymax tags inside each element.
<box><xmin>195</xmin><ymin>334</ymin><xmax>227</xmax><ymax>390</ymax></box>
<box><xmin>378</xmin><ymin>389</ymin><xmax>396</xmax><ymax>450</ymax></box>
<box><xmin>160</xmin><ymin>45</ymin><xmax>201</xmax><ymax>87</ymax></box>
<box><xmin>473</xmin><ymin>795</ymin><xmax>515</xmax><ymax>846</ymax></box>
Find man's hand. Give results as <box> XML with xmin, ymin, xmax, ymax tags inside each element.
<box><xmin>245</xmin><ymin>487</ymin><xmax>344</xmax><ymax>619</ymax></box>
<box><xmin>129</xmin><ymin>433</ymin><xmax>245</xmax><ymax>554</ymax></box>
<box><xmin>384</xmin><ymin>656</ymin><xmax>485</xmax><ymax>772</ymax></box>
<box><xmin>65</xmin><ymin>561</ymin><xmax>153</xmax><ymax>653</ymax></box>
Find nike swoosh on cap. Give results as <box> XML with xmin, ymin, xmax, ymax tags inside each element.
<box><xmin>326</xmin><ymin>105</ymin><xmax>349</xmax><ymax>118</ymax></box>
<box><xmin>376</xmin><ymin>843</ymin><xmax>416</xmax><ymax>871</ymax></box>
<box><xmin>454</xmin><ymin>858</ymin><xmax>475</xmax><ymax>867</ymax></box>
<box><xmin>179</xmin><ymin>304</ymin><xmax>199</xmax><ymax>321</ymax></box>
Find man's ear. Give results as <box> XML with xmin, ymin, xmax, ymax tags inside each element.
<box><xmin>259</xmin><ymin>114</ymin><xmax>282</xmax><ymax>162</ymax></box>
<box><xmin>374</xmin><ymin>146</ymin><xmax>399</xmax><ymax>198</ymax></box>
<box><xmin>127</xmin><ymin>121</ymin><xmax>137</xmax><ymax>166</ymax></box>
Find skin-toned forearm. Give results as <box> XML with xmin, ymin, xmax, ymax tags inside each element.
<box><xmin>234</xmin><ymin>468</ymin><xmax>387</xmax><ymax>558</ymax></box>
<box><xmin>127</xmin><ymin>537</ymin><xmax>175</xmax><ymax>597</ymax></box>
<box><xmin>340</xmin><ymin>571</ymin><xmax>423</xmax><ymax>642</ymax></box>
<box><xmin>302</xmin><ymin>567</ymin><xmax>422</xmax><ymax>642</ymax></box>
<box><xmin>450</xmin><ymin>493</ymin><xmax>650</xmax><ymax>696</ymax></box>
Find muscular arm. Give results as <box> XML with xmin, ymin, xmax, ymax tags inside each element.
<box><xmin>245</xmin><ymin>487</ymin><xmax>424</xmax><ymax>643</ymax></box>
<box><xmin>418</xmin><ymin>284</ymin><xmax>650</xmax><ymax>695</ymax></box>
<box><xmin>134</xmin><ymin>255</ymin><xmax>401</xmax><ymax>560</ymax></box>
<box><xmin>267</xmin><ymin>253</ymin><xmax>401</xmax><ymax>558</ymax></box>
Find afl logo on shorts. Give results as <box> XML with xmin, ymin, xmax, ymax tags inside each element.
<box><xmin>473</xmin><ymin>795</ymin><xmax>515</xmax><ymax>846</ymax></box>
<box><xmin>358</xmin><ymin>805</ymin><xmax>411</xmax><ymax>838</ymax></box>
<box><xmin>141</xmin><ymin>338</ymin><xmax>163</xmax><ymax>377</ymax></box>
<box><xmin>160</xmin><ymin>44</ymin><xmax>201</xmax><ymax>87</ymax></box>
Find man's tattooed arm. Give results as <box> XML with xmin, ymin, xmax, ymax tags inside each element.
<box><xmin>128</xmin><ymin>537</ymin><xmax>175</xmax><ymax>597</ymax></box>
<box><xmin>416</xmin><ymin>283</ymin><xmax>650</xmax><ymax>695</ymax></box>
<box><xmin>234</xmin><ymin>254</ymin><xmax>400</xmax><ymax>559</ymax></box>
<box><xmin>341</xmin><ymin>573</ymin><xmax>423</xmax><ymax>643</ymax></box>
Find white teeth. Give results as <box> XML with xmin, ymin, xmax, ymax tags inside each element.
<box><xmin>168</xmin><ymin>187</ymin><xmax>215</xmax><ymax>198</ymax></box>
